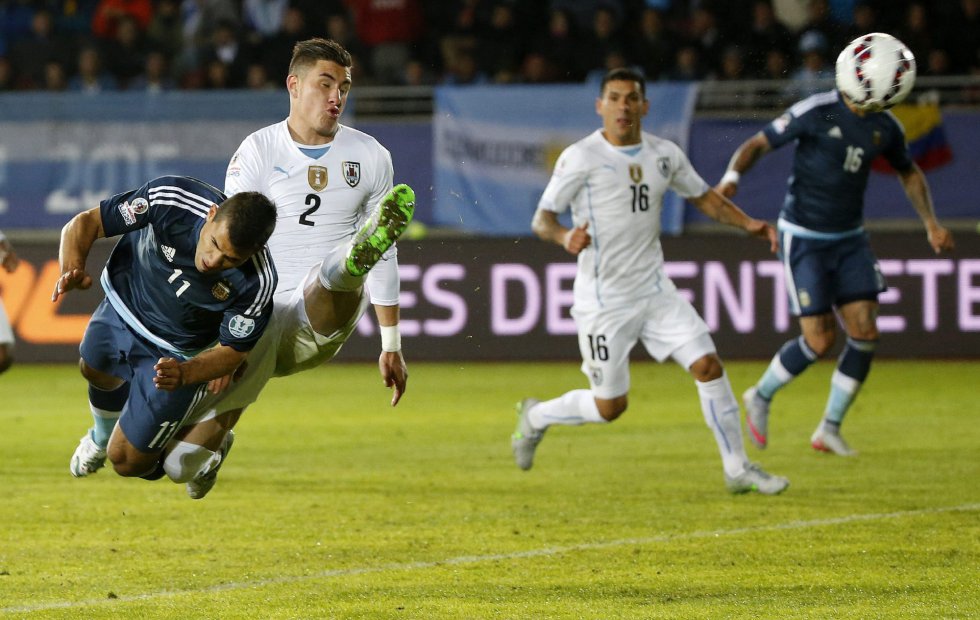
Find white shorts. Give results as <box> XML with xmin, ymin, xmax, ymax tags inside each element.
<box><xmin>572</xmin><ymin>289</ymin><xmax>715</xmax><ymax>399</ymax></box>
<box><xmin>186</xmin><ymin>266</ymin><xmax>368</xmax><ymax>424</ymax></box>
<box><xmin>0</xmin><ymin>300</ymin><xmax>13</xmax><ymax>345</ymax></box>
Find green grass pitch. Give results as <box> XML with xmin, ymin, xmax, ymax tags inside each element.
<box><xmin>1</xmin><ymin>360</ymin><xmax>977</xmax><ymax>619</ymax></box>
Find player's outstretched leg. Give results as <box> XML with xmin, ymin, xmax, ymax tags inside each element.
<box><xmin>186</xmin><ymin>430</ymin><xmax>235</xmax><ymax>499</ymax></box>
<box><xmin>725</xmin><ymin>462</ymin><xmax>790</xmax><ymax>495</ymax></box>
<box><xmin>810</xmin><ymin>422</ymin><xmax>857</xmax><ymax>456</ymax></box>
<box><xmin>511</xmin><ymin>398</ymin><xmax>545</xmax><ymax>471</ymax></box>
<box><xmin>69</xmin><ymin>431</ymin><xmax>108</xmax><ymax>477</ymax></box>
<box><xmin>346</xmin><ymin>184</ymin><xmax>416</xmax><ymax>277</ymax></box>
<box><xmin>742</xmin><ymin>386</ymin><xmax>771</xmax><ymax>449</ymax></box>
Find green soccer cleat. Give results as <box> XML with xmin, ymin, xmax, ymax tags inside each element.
<box><xmin>345</xmin><ymin>184</ymin><xmax>416</xmax><ymax>277</ymax></box>
<box><xmin>187</xmin><ymin>430</ymin><xmax>235</xmax><ymax>500</ymax></box>
<box><xmin>511</xmin><ymin>398</ymin><xmax>545</xmax><ymax>471</ymax></box>
<box><xmin>725</xmin><ymin>462</ymin><xmax>789</xmax><ymax>495</ymax></box>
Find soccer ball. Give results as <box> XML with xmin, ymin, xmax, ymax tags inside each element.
<box><xmin>835</xmin><ymin>33</ymin><xmax>916</xmax><ymax>112</ymax></box>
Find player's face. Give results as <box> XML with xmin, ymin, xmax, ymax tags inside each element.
<box><xmin>596</xmin><ymin>79</ymin><xmax>649</xmax><ymax>146</ymax></box>
<box><xmin>195</xmin><ymin>208</ymin><xmax>248</xmax><ymax>273</ymax></box>
<box><xmin>288</xmin><ymin>60</ymin><xmax>351</xmax><ymax>143</ymax></box>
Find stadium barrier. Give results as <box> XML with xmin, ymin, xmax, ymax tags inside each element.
<box><xmin>4</xmin><ymin>232</ymin><xmax>978</xmax><ymax>363</ymax></box>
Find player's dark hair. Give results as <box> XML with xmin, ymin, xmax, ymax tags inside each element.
<box><xmin>600</xmin><ymin>68</ymin><xmax>646</xmax><ymax>98</ymax></box>
<box><xmin>215</xmin><ymin>192</ymin><xmax>277</xmax><ymax>254</ymax></box>
<box><xmin>288</xmin><ymin>38</ymin><xmax>352</xmax><ymax>76</ymax></box>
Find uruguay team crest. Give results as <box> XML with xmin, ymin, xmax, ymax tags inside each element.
<box><xmin>629</xmin><ymin>164</ymin><xmax>643</xmax><ymax>183</ymax></box>
<box><xmin>657</xmin><ymin>157</ymin><xmax>671</xmax><ymax>179</ymax></box>
<box><xmin>228</xmin><ymin>315</ymin><xmax>255</xmax><ymax>338</ymax></box>
<box><xmin>308</xmin><ymin>166</ymin><xmax>328</xmax><ymax>191</ymax></box>
<box><xmin>343</xmin><ymin>161</ymin><xmax>361</xmax><ymax>187</ymax></box>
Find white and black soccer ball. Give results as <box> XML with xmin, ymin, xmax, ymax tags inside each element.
<box><xmin>835</xmin><ymin>33</ymin><xmax>916</xmax><ymax>112</ymax></box>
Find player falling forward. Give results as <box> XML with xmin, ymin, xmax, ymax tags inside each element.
<box><xmin>718</xmin><ymin>33</ymin><xmax>954</xmax><ymax>456</ymax></box>
<box><xmin>512</xmin><ymin>68</ymin><xmax>789</xmax><ymax>495</ymax></box>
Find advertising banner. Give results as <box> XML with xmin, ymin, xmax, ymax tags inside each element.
<box><xmin>433</xmin><ymin>82</ymin><xmax>698</xmax><ymax>236</ymax></box>
<box><xmin>4</xmin><ymin>233</ymin><xmax>977</xmax><ymax>363</ymax></box>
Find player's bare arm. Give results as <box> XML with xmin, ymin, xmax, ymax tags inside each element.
<box><xmin>53</xmin><ymin>207</ymin><xmax>106</xmax><ymax>301</ymax></box>
<box><xmin>375</xmin><ymin>303</ymin><xmax>408</xmax><ymax>406</ymax></box>
<box><xmin>716</xmin><ymin>132</ymin><xmax>772</xmax><ymax>198</ymax></box>
<box><xmin>690</xmin><ymin>189</ymin><xmax>778</xmax><ymax>253</ymax></box>
<box><xmin>153</xmin><ymin>345</ymin><xmax>249</xmax><ymax>392</ymax></box>
<box><xmin>532</xmin><ymin>208</ymin><xmax>590</xmax><ymax>256</ymax></box>
<box><xmin>896</xmin><ymin>164</ymin><xmax>955</xmax><ymax>254</ymax></box>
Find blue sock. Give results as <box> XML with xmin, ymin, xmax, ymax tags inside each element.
<box><xmin>88</xmin><ymin>383</ymin><xmax>129</xmax><ymax>448</ymax></box>
<box><xmin>757</xmin><ymin>336</ymin><xmax>818</xmax><ymax>400</ymax></box>
<box><xmin>824</xmin><ymin>338</ymin><xmax>876</xmax><ymax>425</ymax></box>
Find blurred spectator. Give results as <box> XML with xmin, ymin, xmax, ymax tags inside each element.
<box><xmin>9</xmin><ymin>9</ymin><xmax>74</xmax><ymax>89</ymax></box>
<box><xmin>798</xmin><ymin>0</ymin><xmax>847</xmax><ymax>53</ymax></box>
<box><xmin>477</xmin><ymin>3</ymin><xmax>523</xmax><ymax>83</ymax></box>
<box><xmin>91</xmin><ymin>0</ymin><xmax>152</xmax><ymax>39</ymax></box>
<box><xmin>0</xmin><ymin>57</ymin><xmax>15</xmax><ymax>91</ymax></box>
<box><xmin>586</xmin><ymin>48</ymin><xmax>641</xmax><ymax>85</ymax></box>
<box><xmin>323</xmin><ymin>11</ymin><xmax>367</xmax><ymax>73</ymax></box>
<box><xmin>944</xmin><ymin>0</ymin><xmax>980</xmax><ymax>75</ymax></box>
<box><xmin>664</xmin><ymin>44</ymin><xmax>705</xmax><ymax>81</ymax></box>
<box><xmin>52</xmin><ymin>0</ymin><xmax>100</xmax><ymax>37</ymax></box>
<box><xmin>400</xmin><ymin>57</ymin><xmax>437</xmax><ymax>86</ymax></box>
<box><xmin>629</xmin><ymin>8</ymin><xmax>673</xmax><ymax>81</ymax></box>
<box><xmin>530</xmin><ymin>8</ymin><xmax>585</xmax><ymax>82</ymax></box>
<box><xmin>245</xmin><ymin>62</ymin><xmax>274</xmax><ymax>90</ymax></box>
<box><xmin>43</xmin><ymin>60</ymin><xmax>69</xmax><ymax>91</ymax></box>
<box><xmin>128</xmin><ymin>50</ymin><xmax>176</xmax><ymax>92</ymax></box>
<box><xmin>147</xmin><ymin>0</ymin><xmax>184</xmax><ymax>68</ymax></box>
<box><xmin>242</xmin><ymin>0</ymin><xmax>289</xmax><ymax>38</ymax></box>
<box><xmin>786</xmin><ymin>30</ymin><xmax>833</xmax><ymax>98</ymax></box>
<box><xmin>202</xmin><ymin>56</ymin><xmax>231</xmax><ymax>89</ymax></box>
<box><xmin>345</xmin><ymin>0</ymin><xmax>425</xmax><ymax>85</ymax></box>
<box><xmin>685</xmin><ymin>6</ymin><xmax>728</xmax><ymax>76</ymax></box>
<box><xmin>178</xmin><ymin>0</ymin><xmax>239</xmax><ymax>78</ymax></box>
<box><xmin>68</xmin><ymin>45</ymin><xmax>118</xmax><ymax>93</ymax></box>
<box><xmin>441</xmin><ymin>50</ymin><xmax>488</xmax><ymax>85</ymax></box>
<box><xmin>0</xmin><ymin>0</ymin><xmax>39</xmax><ymax>56</ymax></box>
<box><xmin>102</xmin><ymin>14</ymin><xmax>147</xmax><ymax>88</ymax></box>
<box><xmin>579</xmin><ymin>5</ymin><xmax>624</xmax><ymax>76</ymax></box>
<box><xmin>896</xmin><ymin>3</ymin><xmax>935</xmax><ymax>67</ymax></box>
<box><xmin>843</xmin><ymin>2</ymin><xmax>879</xmax><ymax>42</ymax></box>
<box><xmin>198</xmin><ymin>19</ymin><xmax>248</xmax><ymax>88</ymax></box>
<box><xmin>741</xmin><ymin>0</ymin><xmax>794</xmax><ymax>76</ymax></box>
<box><xmin>257</xmin><ymin>6</ymin><xmax>311</xmax><ymax>83</ymax></box>
<box><xmin>716</xmin><ymin>45</ymin><xmax>748</xmax><ymax>81</ymax></box>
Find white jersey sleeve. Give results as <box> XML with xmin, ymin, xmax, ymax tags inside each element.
<box><xmin>665</xmin><ymin>141</ymin><xmax>709</xmax><ymax>199</ymax></box>
<box><xmin>538</xmin><ymin>147</ymin><xmax>590</xmax><ymax>215</ymax></box>
<box><xmin>364</xmin><ymin>149</ymin><xmax>399</xmax><ymax>306</ymax></box>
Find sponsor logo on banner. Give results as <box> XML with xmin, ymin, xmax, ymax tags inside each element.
<box><xmin>212</xmin><ymin>280</ymin><xmax>231</xmax><ymax>301</ymax></box>
<box><xmin>342</xmin><ymin>161</ymin><xmax>360</xmax><ymax>187</ymax></box>
<box><xmin>308</xmin><ymin>166</ymin><xmax>328</xmax><ymax>191</ymax></box>
<box><xmin>228</xmin><ymin>315</ymin><xmax>255</xmax><ymax>338</ymax></box>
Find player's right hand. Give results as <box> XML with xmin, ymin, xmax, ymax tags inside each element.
<box><xmin>51</xmin><ymin>268</ymin><xmax>93</xmax><ymax>301</ymax></box>
<box><xmin>563</xmin><ymin>222</ymin><xmax>591</xmax><ymax>256</ymax></box>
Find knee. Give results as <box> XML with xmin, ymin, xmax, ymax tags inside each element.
<box><xmin>688</xmin><ymin>354</ymin><xmax>723</xmax><ymax>382</ymax></box>
<box><xmin>109</xmin><ymin>454</ymin><xmax>155</xmax><ymax>478</ymax></box>
<box><xmin>804</xmin><ymin>333</ymin><xmax>835</xmax><ymax>357</ymax></box>
<box><xmin>597</xmin><ymin>396</ymin><xmax>628</xmax><ymax>421</ymax></box>
<box><xmin>79</xmin><ymin>358</ymin><xmax>123</xmax><ymax>390</ymax></box>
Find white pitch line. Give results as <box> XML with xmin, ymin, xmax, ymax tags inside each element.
<box><xmin>3</xmin><ymin>502</ymin><xmax>978</xmax><ymax>614</ymax></box>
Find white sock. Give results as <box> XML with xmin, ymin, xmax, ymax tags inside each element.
<box><xmin>527</xmin><ymin>389</ymin><xmax>606</xmax><ymax>430</ymax></box>
<box><xmin>162</xmin><ymin>440</ymin><xmax>219</xmax><ymax>483</ymax></box>
<box><xmin>318</xmin><ymin>244</ymin><xmax>362</xmax><ymax>292</ymax></box>
<box><xmin>696</xmin><ymin>373</ymin><xmax>748</xmax><ymax>477</ymax></box>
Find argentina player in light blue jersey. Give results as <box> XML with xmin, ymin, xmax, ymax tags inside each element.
<box><xmin>718</xmin><ymin>36</ymin><xmax>955</xmax><ymax>456</ymax></box>
<box><xmin>54</xmin><ymin>176</ymin><xmax>278</xmax><ymax>481</ymax></box>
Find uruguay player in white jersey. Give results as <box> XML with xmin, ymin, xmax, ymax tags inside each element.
<box><xmin>511</xmin><ymin>68</ymin><xmax>789</xmax><ymax>495</ymax></box>
<box><xmin>0</xmin><ymin>229</ymin><xmax>20</xmax><ymax>375</ymax></box>
<box><xmin>159</xmin><ymin>38</ymin><xmax>415</xmax><ymax>499</ymax></box>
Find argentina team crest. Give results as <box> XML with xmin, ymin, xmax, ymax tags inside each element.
<box><xmin>211</xmin><ymin>280</ymin><xmax>231</xmax><ymax>301</ymax></box>
<box><xmin>343</xmin><ymin>161</ymin><xmax>361</xmax><ymax>187</ymax></box>
<box><xmin>307</xmin><ymin>166</ymin><xmax>328</xmax><ymax>191</ymax></box>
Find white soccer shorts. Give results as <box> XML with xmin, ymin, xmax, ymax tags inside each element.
<box><xmin>0</xmin><ymin>301</ymin><xmax>14</xmax><ymax>345</ymax></box>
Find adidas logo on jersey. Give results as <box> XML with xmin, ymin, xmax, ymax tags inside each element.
<box><xmin>828</xmin><ymin>126</ymin><xmax>843</xmax><ymax>139</ymax></box>
<box><xmin>161</xmin><ymin>245</ymin><xmax>176</xmax><ymax>262</ymax></box>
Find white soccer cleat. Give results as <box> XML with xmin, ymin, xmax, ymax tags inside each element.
<box><xmin>186</xmin><ymin>430</ymin><xmax>235</xmax><ymax>500</ymax></box>
<box><xmin>70</xmin><ymin>433</ymin><xmax>107</xmax><ymax>478</ymax></box>
<box><xmin>725</xmin><ymin>462</ymin><xmax>789</xmax><ymax>495</ymax></box>
<box><xmin>511</xmin><ymin>398</ymin><xmax>544</xmax><ymax>471</ymax></box>
<box><xmin>811</xmin><ymin>425</ymin><xmax>858</xmax><ymax>456</ymax></box>
<box><xmin>742</xmin><ymin>386</ymin><xmax>771</xmax><ymax>449</ymax></box>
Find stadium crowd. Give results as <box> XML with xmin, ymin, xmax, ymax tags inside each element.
<box><xmin>0</xmin><ymin>0</ymin><xmax>977</xmax><ymax>93</ymax></box>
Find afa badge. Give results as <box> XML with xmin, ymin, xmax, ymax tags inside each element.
<box><xmin>308</xmin><ymin>166</ymin><xmax>328</xmax><ymax>191</ymax></box>
<box><xmin>343</xmin><ymin>161</ymin><xmax>361</xmax><ymax>187</ymax></box>
<box><xmin>228</xmin><ymin>315</ymin><xmax>255</xmax><ymax>339</ymax></box>
<box><xmin>212</xmin><ymin>280</ymin><xmax>231</xmax><ymax>301</ymax></box>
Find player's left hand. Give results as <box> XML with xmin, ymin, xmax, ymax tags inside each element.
<box><xmin>927</xmin><ymin>225</ymin><xmax>954</xmax><ymax>254</ymax></box>
<box><xmin>747</xmin><ymin>219</ymin><xmax>778</xmax><ymax>253</ymax></box>
<box><xmin>153</xmin><ymin>357</ymin><xmax>185</xmax><ymax>391</ymax></box>
<box><xmin>378</xmin><ymin>350</ymin><xmax>408</xmax><ymax>406</ymax></box>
